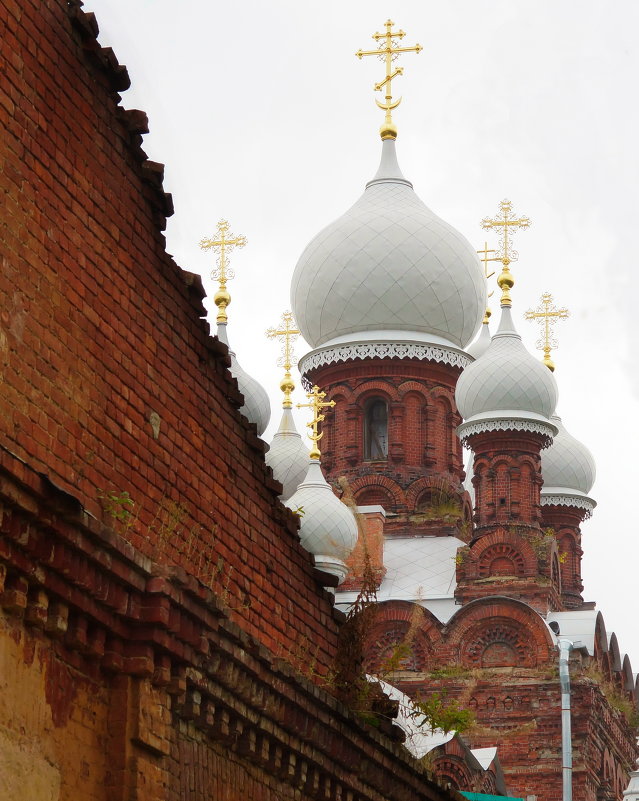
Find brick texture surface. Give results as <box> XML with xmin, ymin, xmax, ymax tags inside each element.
<box><xmin>0</xmin><ymin>0</ymin><xmax>339</xmax><ymax>670</ymax></box>
<box><xmin>0</xmin><ymin>3</ymin><xmax>468</xmax><ymax>801</ymax></box>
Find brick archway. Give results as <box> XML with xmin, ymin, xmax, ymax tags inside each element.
<box><xmin>445</xmin><ymin>597</ymin><xmax>554</xmax><ymax>668</ymax></box>
<box><xmin>349</xmin><ymin>475</ymin><xmax>405</xmax><ymax>509</ymax></box>
<box><xmin>364</xmin><ymin>600</ymin><xmax>443</xmax><ymax>674</ymax></box>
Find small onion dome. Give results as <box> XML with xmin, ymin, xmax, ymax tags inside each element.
<box><xmin>541</xmin><ymin>415</ymin><xmax>596</xmax><ymax>513</ymax></box>
<box><xmin>463</xmin><ymin>452</ymin><xmax>475</xmax><ymax>506</ymax></box>
<box><xmin>466</xmin><ymin>318</ymin><xmax>492</xmax><ymax>360</ymax></box>
<box><xmin>217</xmin><ymin>323</ymin><xmax>271</xmax><ymax>436</ymax></box>
<box><xmin>456</xmin><ymin>306</ymin><xmax>558</xmax><ymax>442</ymax></box>
<box><xmin>265</xmin><ymin>408</ymin><xmax>309</xmax><ymax>501</ymax></box>
<box><xmin>624</xmin><ymin>771</ymin><xmax>639</xmax><ymax>801</ymax></box>
<box><xmin>285</xmin><ymin>459</ymin><xmax>358</xmax><ymax>585</ymax></box>
<box><xmin>290</xmin><ymin>139</ymin><xmax>485</xmax><ymax>351</ymax></box>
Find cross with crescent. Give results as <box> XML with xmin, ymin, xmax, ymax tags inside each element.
<box><xmin>356</xmin><ymin>20</ymin><xmax>422</xmax><ymax>140</ymax></box>
<box><xmin>524</xmin><ymin>292</ymin><xmax>569</xmax><ymax>372</ymax></box>
<box><xmin>266</xmin><ymin>311</ymin><xmax>300</xmax><ymax>409</ymax></box>
<box><xmin>297</xmin><ymin>385</ymin><xmax>336</xmax><ymax>460</ymax></box>
<box><xmin>480</xmin><ymin>200</ymin><xmax>531</xmax><ymax>306</ymax></box>
<box><xmin>199</xmin><ymin>219</ymin><xmax>247</xmax><ymax>323</ymax></box>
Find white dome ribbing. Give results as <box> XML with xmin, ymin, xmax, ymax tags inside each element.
<box><xmin>541</xmin><ymin>415</ymin><xmax>596</xmax><ymax>498</ymax></box>
<box><xmin>290</xmin><ymin>140</ymin><xmax>486</xmax><ymax>351</ymax></box>
<box><xmin>265</xmin><ymin>408</ymin><xmax>309</xmax><ymax>501</ymax></box>
<box><xmin>217</xmin><ymin>323</ymin><xmax>271</xmax><ymax>436</ymax></box>
<box><xmin>285</xmin><ymin>459</ymin><xmax>358</xmax><ymax>585</ymax></box>
<box><xmin>456</xmin><ymin>306</ymin><xmax>558</xmax><ymax>430</ymax></box>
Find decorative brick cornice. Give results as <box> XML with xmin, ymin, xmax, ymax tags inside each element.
<box><xmin>0</xmin><ymin>450</ymin><xmax>456</xmax><ymax>801</ymax></box>
<box><xmin>299</xmin><ymin>342</ymin><xmax>471</xmax><ymax>389</ymax></box>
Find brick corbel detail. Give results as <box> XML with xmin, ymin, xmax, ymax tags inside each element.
<box><xmin>0</xmin><ymin>453</ymin><xmax>459</xmax><ymax>801</ymax></box>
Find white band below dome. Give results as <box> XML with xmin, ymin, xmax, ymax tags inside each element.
<box><xmin>457</xmin><ymin>418</ymin><xmax>555</xmax><ymax>449</ymax></box>
<box><xmin>540</xmin><ymin>493</ymin><xmax>596</xmax><ymax>518</ymax></box>
<box><xmin>299</xmin><ymin>341</ymin><xmax>471</xmax><ymax>387</ymax></box>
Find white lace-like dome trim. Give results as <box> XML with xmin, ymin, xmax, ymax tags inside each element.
<box><xmin>457</xmin><ymin>417</ymin><xmax>557</xmax><ymax>448</ymax></box>
<box><xmin>299</xmin><ymin>338</ymin><xmax>471</xmax><ymax>386</ymax></box>
<box><xmin>540</xmin><ymin>492</ymin><xmax>596</xmax><ymax>518</ymax></box>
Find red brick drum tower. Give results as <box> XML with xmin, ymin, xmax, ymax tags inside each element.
<box><xmin>285</xmin><ymin>24</ymin><xmax>639</xmax><ymax>799</ymax></box>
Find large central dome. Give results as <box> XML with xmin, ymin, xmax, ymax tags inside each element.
<box><xmin>290</xmin><ymin>140</ymin><xmax>485</xmax><ymax>351</ymax></box>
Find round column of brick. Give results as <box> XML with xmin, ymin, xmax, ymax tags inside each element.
<box><xmin>304</xmin><ymin>357</ymin><xmax>467</xmax><ymax>518</ymax></box>
<box><xmin>541</xmin><ymin>503</ymin><xmax>588</xmax><ymax>609</ymax></box>
<box><xmin>465</xmin><ymin>428</ymin><xmax>546</xmax><ymax>539</ymax></box>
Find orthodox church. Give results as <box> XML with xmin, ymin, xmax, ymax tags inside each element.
<box><xmin>221</xmin><ymin>21</ymin><xmax>639</xmax><ymax>801</ymax></box>
<box><xmin>1</xmin><ymin>3</ymin><xmax>637</xmax><ymax>800</ymax></box>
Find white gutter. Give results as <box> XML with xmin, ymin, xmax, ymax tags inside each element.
<box><xmin>558</xmin><ymin>639</ymin><xmax>574</xmax><ymax>801</ymax></box>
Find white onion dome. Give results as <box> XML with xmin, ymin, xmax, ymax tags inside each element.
<box><xmin>290</xmin><ymin>140</ymin><xmax>486</xmax><ymax>351</ymax></box>
<box><xmin>463</xmin><ymin>452</ymin><xmax>475</xmax><ymax>506</ymax></box>
<box><xmin>541</xmin><ymin>415</ymin><xmax>596</xmax><ymax>513</ymax></box>
<box><xmin>217</xmin><ymin>323</ymin><xmax>271</xmax><ymax>436</ymax></box>
<box><xmin>285</xmin><ymin>459</ymin><xmax>358</xmax><ymax>585</ymax></box>
<box><xmin>456</xmin><ymin>306</ymin><xmax>558</xmax><ymax>441</ymax></box>
<box><xmin>624</xmin><ymin>770</ymin><xmax>639</xmax><ymax>801</ymax></box>
<box><xmin>265</xmin><ymin>408</ymin><xmax>309</xmax><ymax>501</ymax></box>
<box><xmin>466</xmin><ymin>319</ymin><xmax>492</xmax><ymax>360</ymax></box>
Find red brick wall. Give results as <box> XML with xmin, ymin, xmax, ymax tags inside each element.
<box><xmin>310</xmin><ymin>360</ymin><xmax>465</xmax><ymax>493</ymax></box>
<box><xmin>0</xmin><ymin>0</ymin><xmax>339</xmax><ymax>670</ymax></box>
<box><xmin>541</xmin><ymin>503</ymin><xmax>587</xmax><ymax>609</ymax></box>
<box><xmin>467</xmin><ymin>430</ymin><xmax>546</xmax><ymax>531</ymax></box>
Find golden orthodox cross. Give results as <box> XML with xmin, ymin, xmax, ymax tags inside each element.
<box><xmin>477</xmin><ymin>241</ymin><xmax>500</xmax><ymax>322</ymax></box>
<box><xmin>480</xmin><ymin>200</ymin><xmax>531</xmax><ymax>306</ymax></box>
<box><xmin>266</xmin><ymin>311</ymin><xmax>300</xmax><ymax>409</ymax></box>
<box><xmin>199</xmin><ymin>219</ymin><xmax>247</xmax><ymax>324</ymax></box>
<box><xmin>524</xmin><ymin>292</ymin><xmax>569</xmax><ymax>372</ymax></box>
<box><xmin>356</xmin><ymin>20</ymin><xmax>422</xmax><ymax>140</ymax></box>
<box><xmin>297</xmin><ymin>385</ymin><xmax>336</xmax><ymax>460</ymax></box>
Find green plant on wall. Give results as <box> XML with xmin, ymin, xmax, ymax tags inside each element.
<box><xmin>97</xmin><ymin>489</ymin><xmax>135</xmax><ymax>531</ymax></box>
<box><xmin>415</xmin><ymin>691</ymin><xmax>474</xmax><ymax>734</ymax></box>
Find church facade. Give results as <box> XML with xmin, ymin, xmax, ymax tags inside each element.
<box><xmin>278</xmin><ymin>39</ymin><xmax>639</xmax><ymax>801</ymax></box>
<box><xmin>1</xmin><ymin>2</ymin><xmax>637</xmax><ymax>800</ymax></box>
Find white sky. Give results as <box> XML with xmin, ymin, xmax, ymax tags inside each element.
<box><xmin>87</xmin><ymin>1</ymin><xmax>639</xmax><ymax>667</ymax></box>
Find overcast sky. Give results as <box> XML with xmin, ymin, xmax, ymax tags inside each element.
<box><xmin>87</xmin><ymin>1</ymin><xmax>639</xmax><ymax>667</ymax></box>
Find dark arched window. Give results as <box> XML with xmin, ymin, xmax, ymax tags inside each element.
<box><xmin>364</xmin><ymin>398</ymin><xmax>388</xmax><ymax>460</ymax></box>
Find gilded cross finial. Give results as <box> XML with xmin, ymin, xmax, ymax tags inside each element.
<box><xmin>266</xmin><ymin>311</ymin><xmax>300</xmax><ymax>409</ymax></box>
<box><xmin>481</xmin><ymin>200</ymin><xmax>531</xmax><ymax>307</ymax></box>
<box><xmin>477</xmin><ymin>241</ymin><xmax>500</xmax><ymax>324</ymax></box>
<box><xmin>356</xmin><ymin>20</ymin><xmax>422</xmax><ymax>141</ymax></box>
<box><xmin>199</xmin><ymin>219</ymin><xmax>247</xmax><ymax>324</ymax></box>
<box><xmin>297</xmin><ymin>385</ymin><xmax>335</xmax><ymax>460</ymax></box>
<box><xmin>524</xmin><ymin>292</ymin><xmax>569</xmax><ymax>372</ymax></box>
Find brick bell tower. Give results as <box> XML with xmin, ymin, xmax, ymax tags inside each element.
<box><xmin>290</xmin><ymin>135</ymin><xmax>486</xmax><ymax>539</ymax></box>
<box><xmin>454</xmin><ymin>237</ymin><xmax>564</xmax><ymax>615</ymax></box>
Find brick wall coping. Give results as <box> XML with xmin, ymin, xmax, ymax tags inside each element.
<box><xmin>0</xmin><ymin>444</ymin><xmax>463</xmax><ymax>801</ymax></box>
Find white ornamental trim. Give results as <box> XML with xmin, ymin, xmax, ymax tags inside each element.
<box><xmin>299</xmin><ymin>342</ymin><xmax>471</xmax><ymax>387</ymax></box>
<box><xmin>458</xmin><ymin>419</ymin><xmax>555</xmax><ymax>449</ymax></box>
<box><xmin>540</xmin><ymin>494</ymin><xmax>595</xmax><ymax>519</ymax></box>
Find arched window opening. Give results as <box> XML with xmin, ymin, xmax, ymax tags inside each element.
<box><xmin>364</xmin><ymin>398</ymin><xmax>388</xmax><ymax>460</ymax></box>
